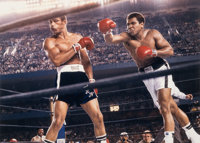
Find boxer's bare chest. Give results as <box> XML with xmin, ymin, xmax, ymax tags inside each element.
<box><xmin>123</xmin><ymin>31</ymin><xmax>157</xmax><ymax>68</ymax></box>
<box><xmin>53</xmin><ymin>35</ymin><xmax>81</xmax><ymax>64</ymax></box>
<box><xmin>55</xmin><ymin>36</ymin><xmax>78</xmax><ymax>52</ymax></box>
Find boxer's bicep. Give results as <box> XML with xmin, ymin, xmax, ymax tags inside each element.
<box><xmin>43</xmin><ymin>38</ymin><xmax>60</xmax><ymax>63</ymax></box>
<box><xmin>154</xmin><ymin>29</ymin><xmax>171</xmax><ymax>49</ymax></box>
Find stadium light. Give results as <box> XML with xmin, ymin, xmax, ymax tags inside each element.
<box><xmin>110</xmin><ymin>104</ymin><xmax>120</xmax><ymax>112</ymax></box>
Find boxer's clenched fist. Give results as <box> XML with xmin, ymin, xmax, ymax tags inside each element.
<box><xmin>136</xmin><ymin>46</ymin><xmax>157</xmax><ymax>60</ymax></box>
<box><xmin>73</xmin><ymin>37</ymin><xmax>94</xmax><ymax>53</ymax></box>
<box><xmin>97</xmin><ymin>18</ymin><xmax>116</xmax><ymax>34</ymax></box>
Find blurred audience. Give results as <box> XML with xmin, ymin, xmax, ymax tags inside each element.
<box><xmin>0</xmin><ymin>10</ymin><xmax>199</xmax><ymax>75</ymax></box>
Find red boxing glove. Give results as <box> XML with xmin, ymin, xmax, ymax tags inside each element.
<box><xmin>97</xmin><ymin>18</ymin><xmax>116</xmax><ymax>34</ymax></box>
<box><xmin>73</xmin><ymin>37</ymin><xmax>94</xmax><ymax>53</ymax></box>
<box><xmin>136</xmin><ymin>46</ymin><xmax>157</xmax><ymax>60</ymax></box>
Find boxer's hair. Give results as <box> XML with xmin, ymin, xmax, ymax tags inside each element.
<box><xmin>50</xmin><ymin>15</ymin><xmax>67</xmax><ymax>21</ymax></box>
<box><xmin>59</xmin><ymin>15</ymin><xmax>67</xmax><ymax>21</ymax></box>
<box><xmin>127</xmin><ymin>12</ymin><xmax>145</xmax><ymax>24</ymax></box>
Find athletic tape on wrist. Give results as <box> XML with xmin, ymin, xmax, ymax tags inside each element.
<box><xmin>152</xmin><ymin>49</ymin><xmax>157</xmax><ymax>57</ymax></box>
<box><xmin>72</xmin><ymin>43</ymin><xmax>81</xmax><ymax>53</ymax></box>
<box><xmin>89</xmin><ymin>79</ymin><xmax>95</xmax><ymax>83</ymax></box>
<box><xmin>103</xmin><ymin>30</ymin><xmax>113</xmax><ymax>37</ymax></box>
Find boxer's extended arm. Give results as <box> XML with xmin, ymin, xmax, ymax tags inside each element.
<box><xmin>98</xmin><ymin>18</ymin><xmax>129</xmax><ymax>44</ymax></box>
<box><xmin>153</xmin><ymin>29</ymin><xmax>174</xmax><ymax>58</ymax></box>
<box><xmin>43</xmin><ymin>38</ymin><xmax>76</xmax><ymax>67</ymax></box>
<box><xmin>104</xmin><ymin>32</ymin><xmax>129</xmax><ymax>44</ymax></box>
<box><xmin>172</xmin><ymin>86</ymin><xmax>193</xmax><ymax>100</ymax></box>
<box><xmin>172</xmin><ymin>86</ymin><xmax>187</xmax><ymax>99</ymax></box>
<box><xmin>80</xmin><ymin>48</ymin><xmax>93</xmax><ymax>80</ymax></box>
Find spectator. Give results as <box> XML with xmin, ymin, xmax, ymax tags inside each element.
<box><xmin>116</xmin><ymin>132</ymin><xmax>133</xmax><ymax>143</ymax></box>
<box><xmin>31</xmin><ymin>128</ymin><xmax>45</xmax><ymax>142</ymax></box>
<box><xmin>138</xmin><ymin>130</ymin><xmax>154</xmax><ymax>143</ymax></box>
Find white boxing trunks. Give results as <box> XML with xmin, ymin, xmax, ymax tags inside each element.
<box><xmin>139</xmin><ymin>58</ymin><xmax>182</xmax><ymax>109</ymax></box>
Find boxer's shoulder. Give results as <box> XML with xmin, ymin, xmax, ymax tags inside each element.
<box><xmin>43</xmin><ymin>37</ymin><xmax>56</xmax><ymax>49</ymax></box>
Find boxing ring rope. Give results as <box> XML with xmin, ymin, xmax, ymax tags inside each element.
<box><xmin>1</xmin><ymin>77</ymin><xmax>199</xmax><ymax>96</ymax></box>
<box><xmin>0</xmin><ymin>124</ymin><xmax>48</xmax><ymax>129</ymax></box>
<box><xmin>0</xmin><ymin>61</ymin><xmax>199</xmax><ymax>102</ymax></box>
<box><xmin>65</xmin><ymin>96</ymin><xmax>200</xmax><ymax>116</ymax></box>
<box><xmin>0</xmin><ymin>88</ymin><xmax>21</xmax><ymax>94</ymax></box>
<box><xmin>1</xmin><ymin>94</ymin><xmax>199</xmax><ymax>116</ymax></box>
<box><xmin>98</xmin><ymin>77</ymin><xmax>200</xmax><ymax>95</ymax></box>
<box><xmin>1</xmin><ymin>110</ymin><xmax>200</xmax><ymax>128</ymax></box>
<box><xmin>0</xmin><ymin>104</ymin><xmax>51</xmax><ymax>113</ymax></box>
<box><xmin>1</xmin><ymin>77</ymin><xmax>199</xmax><ymax>112</ymax></box>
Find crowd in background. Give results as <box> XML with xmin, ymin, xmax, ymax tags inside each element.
<box><xmin>1</xmin><ymin>88</ymin><xmax>199</xmax><ymax>142</ymax></box>
<box><xmin>1</xmin><ymin>117</ymin><xmax>200</xmax><ymax>142</ymax></box>
<box><xmin>0</xmin><ymin>3</ymin><xmax>200</xmax><ymax>143</ymax></box>
<box><xmin>0</xmin><ymin>10</ymin><xmax>199</xmax><ymax>75</ymax></box>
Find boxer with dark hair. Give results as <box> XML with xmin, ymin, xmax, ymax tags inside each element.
<box><xmin>43</xmin><ymin>16</ymin><xmax>107</xmax><ymax>143</ymax></box>
<box><xmin>98</xmin><ymin>12</ymin><xmax>200</xmax><ymax>143</ymax></box>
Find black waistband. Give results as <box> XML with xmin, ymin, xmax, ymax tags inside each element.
<box><xmin>139</xmin><ymin>58</ymin><xmax>166</xmax><ymax>72</ymax></box>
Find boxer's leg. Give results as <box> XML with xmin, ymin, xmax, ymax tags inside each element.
<box><xmin>81</xmin><ymin>98</ymin><xmax>107</xmax><ymax>143</ymax></box>
<box><xmin>170</xmin><ymin>98</ymin><xmax>200</xmax><ymax>143</ymax></box>
<box><xmin>158</xmin><ymin>88</ymin><xmax>174</xmax><ymax>143</ymax></box>
<box><xmin>44</xmin><ymin>101</ymin><xmax>69</xmax><ymax>143</ymax></box>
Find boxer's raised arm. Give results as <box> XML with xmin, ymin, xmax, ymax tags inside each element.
<box><xmin>104</xmin><ymin>32</ymin><xmax>129</xmax><ymax>44</ymax></box>
<box><xmin>98</xmin><ymin>18</ymin><xmax>129</xmax><ymax>44</ymax></box>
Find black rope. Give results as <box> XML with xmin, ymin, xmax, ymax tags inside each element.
<box><xmin>1</xmin><ymin>76</ymin><xmax>199</xmax><ymax>99</ymax></box>
<box><xmin>0</xmin><ymin>61</ymin><xmax>199</xmax><ymax>102</ymax></box>
<box><xmin>98</xmin><ymin>77</ymin><xmax>200</xmax><ymax>95</ymax></box>
<box><xmin>1</xmin><ymin>110</ymin><xmax>199</xmax><ymax>129</ymax></box>
<box><xmin>0</xmin><ymin>124</ymin><xmax>48</xmax><ymax>129</ymax></box>
<box><xmin>0</xmin><ymin>88</ymin><xmax>21</xmax><ymax>94</ymax></box>
<box><xmin>0</xmin><ymin>104</ymin><xmax>51</xmax><ymax>113</ymax></box>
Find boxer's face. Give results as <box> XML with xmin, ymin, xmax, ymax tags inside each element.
<box><xmin>127</xmin><ymin>17</ymin><xmax>144</xmax><ymax>36</ymax></box>
<box><xmin>49</xmin><ymin>17</ymin><xmax>66</xmax><ymax>34</ymax></box>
